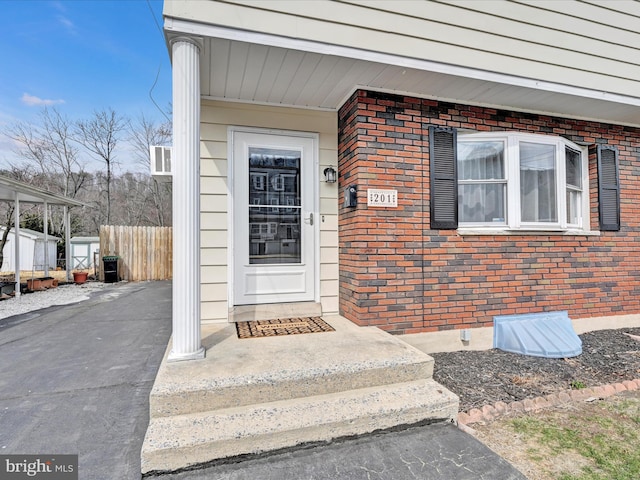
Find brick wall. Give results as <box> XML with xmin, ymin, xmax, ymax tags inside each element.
<box><xmin>338</xmin><ymin>90</ymin><xmax>640</xmax><ymax>334</ymax></box>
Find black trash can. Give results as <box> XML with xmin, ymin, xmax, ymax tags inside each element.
<box><xmin>103</xmin><ymin>255</ymin><xmax>119</xmax><ymax>283</ymax></box>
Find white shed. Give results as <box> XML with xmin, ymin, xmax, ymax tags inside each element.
<box><xmin>0</xmin><ymin>227</ymin><xmax>60</xmax><ymax>272</ymax></box>
<box><xmin>70</xmin><ymin>236</ymin><xmax>100</xmax><ymax>269</ymax></box>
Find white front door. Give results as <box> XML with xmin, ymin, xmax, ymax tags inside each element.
<box><xmin>232</xmin><ymin>130</ymin><xmax>317</xmax><ymax>305</ymax></box>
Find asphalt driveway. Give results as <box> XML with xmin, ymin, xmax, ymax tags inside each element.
<box><xmin>0</xmin><ymin>281</ymin><xmax>172</xmax><ymax>480</ymax></box>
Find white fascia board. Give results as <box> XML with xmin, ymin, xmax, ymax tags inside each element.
<box><xmin>164</xmin><ymin>18</ymin><xmax>640</xmax><ymax>109</ymax></box>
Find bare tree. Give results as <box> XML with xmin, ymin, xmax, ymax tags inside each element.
<box><xmin>129</xmin><ymin>113</ymin><xmax>172</xmax><ymax>226</ymax></box>
<box><xmin>75</xmin><ymin>108</ymin><xmax>128</xmax><ymax>224</ymax></box>
<box><xmin>4</xmin><ymin>122</ymin><xmax>47</xmax><ymax>169</ymax></box>
<box><xmin>41</xmin><ymin>107</ymin><xmax>87</xmax><ymax>198</ymax></box>
<box><xmin>6</xmin><ymin>107</ymin><xmax>87</xmax><ymax>198</ymax></box>
<box><xmin>1</xmin><ymin>107</ymin><xmax>173</xmax><ymax>239</ymax></box>
<box><xmin>129</xmin><ymin>113</ymin><xmax>171</xmax><ymax>170</ymax></box>
<box><xmin>110</xmin><ymin>172</ymin><xmax>152</xmax><ymax>226</ymax></box>
<box><xmin>5</xmin><ymin>108</ymin><xmax>92</xmax><ymax>241</ymax></box>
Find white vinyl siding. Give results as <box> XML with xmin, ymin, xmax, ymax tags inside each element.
<box><xmin>200</xmin><ymin>100</ymin><xmax>338</xmax><ymax>322</ymax></box>
<box><xmin>165</xmin><ymin>0</ymin><xmax>640</xmax><ymax>99</ymax></box>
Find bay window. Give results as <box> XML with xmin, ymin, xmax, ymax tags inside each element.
<box><xmin>456</xmin><ymin>132</ymin><xmax>588</xmax><ymax>231</ymax></box>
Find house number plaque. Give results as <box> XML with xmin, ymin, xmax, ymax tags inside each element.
<box><xmin>367</xmin><ymin>189</ymin><xmax>398</xmax><ymax>207</ymax></box>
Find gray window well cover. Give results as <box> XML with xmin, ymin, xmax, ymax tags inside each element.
<box><xmin>493</xmin><ymin>311</ymin><xmax>582</xmax><ymax>358</ymax></box>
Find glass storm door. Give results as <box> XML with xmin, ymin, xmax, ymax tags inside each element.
<box><xmin>232</xmin><ymin>131</ymin><xmax>316</xmax><ymax>305</ymax></box>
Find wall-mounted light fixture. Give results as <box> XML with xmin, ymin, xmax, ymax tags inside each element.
<box><xmin>323</xmin><ymin>166</ymin><xmax>337</xmax><ymax>183</ymax></box>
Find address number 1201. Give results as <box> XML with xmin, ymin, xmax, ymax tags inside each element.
<box><xmin>367</xmin><ymin>189</ymin><xmax>398</xmax><ymax>207</ymax></box>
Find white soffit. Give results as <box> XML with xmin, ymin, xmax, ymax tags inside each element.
<box><xmin>165</xmin><ymin>19</ymin><xmax>640</xmax><ymax>127</ymax></box>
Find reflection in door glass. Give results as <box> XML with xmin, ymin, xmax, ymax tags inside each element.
<box><xmin>248</xmin><ymin>148</ymin><xmax>301</xmax><ymax>264</ymax></box>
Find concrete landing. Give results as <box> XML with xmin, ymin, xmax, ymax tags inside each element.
<box><xmin>141</xmin><ymin>316</ymin><xmax>459</xmax><ymax>475</ymax></box>
<box><xmin>149</xmin><ymin>315</ymin><xmax>437</xmax><ymax>417</ymax></box>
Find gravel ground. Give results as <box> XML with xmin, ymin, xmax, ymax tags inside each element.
<box><xmin>433</xmin><ymin>327</ymin><xmax>640</xmax><ymax>412</ymax></box>
<box><xmin>0</xmin><ymin>281</ymin><xmax>107</xmax><ymax>319</ymax></box>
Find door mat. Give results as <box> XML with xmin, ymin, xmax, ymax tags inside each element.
<box><xmin>236</xmin><ymin>317</ymin><xmax>335</xmax><ymax>339</ymax></box>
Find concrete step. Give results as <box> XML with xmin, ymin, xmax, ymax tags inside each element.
<box><xmin>149</xmin><ymin>317</ymin><xmax>436</xmax><ymax>417</ymax></box>
<box><xmin>141</xmin><ymin>378</ymin><xmax>459</xmax><ymax>475</ymax></box>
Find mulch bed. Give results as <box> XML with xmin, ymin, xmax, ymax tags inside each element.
<box><xmin>432</xmin><ymin>327</ymin><xmax>640</xmax><ymax>412</ymax></box>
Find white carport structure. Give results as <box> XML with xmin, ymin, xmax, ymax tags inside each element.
<box><xmin>0</xmin><ymin>175</ymin><xmax>87</xmax><ymax>295</ymax></box>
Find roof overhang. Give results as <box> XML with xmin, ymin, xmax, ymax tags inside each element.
<box><xmin>0</xmin><ymin>226</ymin><xmax>62</xmax><ymax>242</ymax></box>
<box><xmin>0</xmin><ymin>175</ymin><xmax>87</xmax><ymax>208</ymax></box>
<box><xmin>165</xmin><ymin>18</ymin><xmax>640</xmax><ymax>128</ymax></box>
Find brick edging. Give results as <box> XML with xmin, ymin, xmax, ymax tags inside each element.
<box><xmin>457</xmin><ymin>378</ymin><xmax>640</xmax><ymax>426</ymax></box>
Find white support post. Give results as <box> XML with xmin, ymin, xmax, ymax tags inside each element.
<box><xmin>168</xmin><ymin>36</ymin><xmax>205</xmax><ymax>361</ymax></box>
<box><xmin>64</xmin><ymin>206</ymin><xmax>71</xmax><ymax>283</ymax></box>
<box><xmin>13</xmin><ymin>195</ymin><xmax>20</xmax><ymax>297</ymax></box>
<box><xmin>43</xmin><ymin>202</ymin><xmax>49</xmax><ymax>277</ymax></box>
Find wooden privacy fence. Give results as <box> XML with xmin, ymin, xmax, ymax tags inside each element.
<box><xmin>99</xmin><ymin>226</ymin><xmax>172</xmax><ymax>281</ymax></box>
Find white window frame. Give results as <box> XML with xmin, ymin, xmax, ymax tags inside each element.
<box><xmin>457</xmin><ymin>132</ymin><xmax>590</xmax><ymax>233</ymax></box>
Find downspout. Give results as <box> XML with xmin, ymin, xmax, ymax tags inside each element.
<box><xmin>422</xmin><ymin>125</ymin><xmax>427</xmax><ymax>330</ymax></box>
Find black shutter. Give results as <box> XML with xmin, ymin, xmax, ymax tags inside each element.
<box><xmin>597</xmin><ymin>145</ymin><xmax>620</xmax><ymax>231</ymax></box>
<box><xmin>429</xmin><ymin>126</ymin><xmax>458</xmax><ymax>229</ymax></box>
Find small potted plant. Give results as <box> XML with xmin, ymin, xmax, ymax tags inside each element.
<box><xmin>73</xmin><ymin>270</ymin><xmax>89</xmax><ymax>284</ymax></box>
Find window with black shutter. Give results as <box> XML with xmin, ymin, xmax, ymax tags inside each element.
<box><xmin>597</xmin><ymin>145</ymin><xmax>621</xmax><ymax>231</ymax></box>
<box><xmin>430</xmin><ymin>129</ymin><xmax>596</xmax><ymax>233</ymax></box>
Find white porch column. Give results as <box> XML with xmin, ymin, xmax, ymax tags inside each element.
<box><xmin>64</xmin><ymin>206</ymin><xmax>71</xmax><ymax>282</ymax></box>
<box><xmin>13</xmin><ymin>195</ymin><xmax>20</xmax><ymax>297</ymax></box>
<box><xmin>169</xmin><ymin>36</ymin><xmax>205</xmax><ymax>361</ymax></box>
<box><xmin>43</xmin><ymin>202</ymin><xmax>49</xmax><ymax>276</ymax></box>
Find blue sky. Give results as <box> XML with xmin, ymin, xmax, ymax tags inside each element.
<box><xmin>0</xmin><ymin>0</ymin><xmax>172</xmax><ymax>169</ymax></box>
